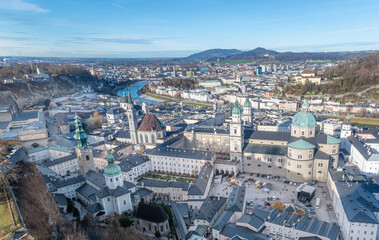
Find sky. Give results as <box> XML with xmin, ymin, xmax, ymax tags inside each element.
<box><xmin>0</xmin><ymin>0</ymin><xmax>379</xmax><ymax>58</ymax></box>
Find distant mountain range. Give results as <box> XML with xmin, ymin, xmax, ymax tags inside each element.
<box><xmin>180</xmin><ymin>47</ymin><xmax>376</xmax><ymax>62</ymax></box>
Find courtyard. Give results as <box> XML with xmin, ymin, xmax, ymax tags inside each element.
<box><xmin>209</xmin><ymin>173</ymin><xmax>338</xmax><ymax>224</ymax></box>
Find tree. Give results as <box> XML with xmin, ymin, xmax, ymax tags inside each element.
<box><xmin>88</xmin><ymin>111</ymin><xmax>103</xmax><ymax>132</ymax></box>
<box><xmin>271</xmin><ymin>200</ymin><xmax>285</xmax><ymax>211</ymax></box>
<box><xmin>155</xmin><ymin>230</ymin><xmax>162</xmax><ymax>238</ymax></box>
<box><xmin>31</xmin><ymin>143</ymin><xmax>40</xmax><ymax>148</ymax></box>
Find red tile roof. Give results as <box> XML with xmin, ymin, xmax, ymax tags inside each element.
<box><xmin>137</xmin><ymin>113</ymin><xmax>165</xmax><ymax>131</ymax></box>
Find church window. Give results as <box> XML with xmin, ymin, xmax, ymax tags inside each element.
<box><xmin>86</xmin><ymin>155</ymin><xmax>90</xmax><ymax>161</ymax></box>
<box><xmin>161</xmin><ymin>225</ymin><xmax>163</xmax><ymax>232</ymax></box>
<box><xmin>110</xmin><ymin>179</ymin><xmax>113</xmax><ymax>182</ymax></box>
<box><xmin>152</xmin><ymin>135</ymin><xmax>155</xmax><ymax>144</ymax></box>
<box><xmin>124</xmin><ymin>200</ymin><xmax>126</xmax><ymax>205</ymax></box>
<box><xmin>149</xmin><ymin>224</ymin><xmax>151</xmax><ymax>231</ymax></box>
<box><xmin>234</xmin><ymin>146</ymin><xmax>237</xmax><ymax>151</ymax></box>
<box><xmin>145</xmin><ymin>134</ymin><xmax>148</xmax><ymax>143</ymax></box>
<box><xmin>234</xmin><ymin>129</ymin><xmax>237</xmax><ymax>134</ymax></box>
<box><xmin>107</xmin><ymin>198</ymin><xmax>110</xmax><ymax>202</ymax></box>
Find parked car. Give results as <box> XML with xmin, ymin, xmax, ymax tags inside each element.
<box><xmin>264</xmin><ymin>202</ymin><xmax>271</xmax><ymax>206</ymax></box>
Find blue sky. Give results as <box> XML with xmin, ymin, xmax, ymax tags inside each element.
<box><xmin>0</xmin><ymin>0</ymin><xmax>379</xmax><ymax>57</ymax></box>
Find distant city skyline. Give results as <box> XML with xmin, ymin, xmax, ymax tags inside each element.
<box><xmin>0</xmin><ymin>0</ymin><xmax>379</xmax><ymax>57</ymax></box>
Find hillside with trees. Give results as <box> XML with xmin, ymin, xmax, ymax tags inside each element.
<box><xmin>0</xmin><ymin>64</ymin><xmax>98</xmax><ymax>109</ymax></box>
<box><xmin>283</xmin><ymin>52</ymin><xmax>379</xmax><ymax>97</ymax></box>
<box><xmin>6</xmin><ymin>161</ymin><xmax>65</xmax><ymax>239</ymax></box>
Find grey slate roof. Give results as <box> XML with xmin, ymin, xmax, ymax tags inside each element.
<box><xmin>53</xmin><ymin>176</ymin><xmax>85</xmax><ymax>189</ymax></box>
<box><xmin>53</xmin><ymin>193</ymin><xmax>68</xmax><ymax>206</ymax></box>
<box><xmin>335</xmin><ymin>181</ymin><xmax>379</xmax><ymax>224</ymax></box>
<box><xmin>248</xmin><ymin>131</ymin><xmax>290</xmax><ymax>142</ymax></box>
<box><xmin>213</xmin><ymin>210</ymin><xmax>234</xmax><ymax>231</ymax></box>
<box><xmin>243</xmin><ymin>144</ymin><xmax>287</xmax><ymax>156</ymax></box>
<box><xmin>349</xmin><ymin>135</ymin><xmax>379</xmax><ymax>162</ymax></box>
<box><xmin>85</xmin><ymin>170</ymin><xmax>106</xmax><ymax>189</ymax></box>
<box><xmin>114</xmin><ymin>130</ymin><xmax>130</xmax><ymax>139</ymax></box>
<box><xmin>171</xmin><ymin>202</ymin><xmax>188</xmax><ymax>238</ymax></box>
<box><xmin>237</xmin><ymin>214</ymin><xmax>265</xmax><ymax>230</ymax></box>
<box><xmin>265</xmin><ymin>207</ymin><xmax>340</xmax><ymax>240</ymax></box>
<box><xmin>44</xmin><ymin>153</ymin><xmax>77</xmax><ymax>167</ymax></box>
<box><xmin>144</xmin><ymin>147</ymin><xmax>213</xmax><ymax>160</ymax></box>
<box><xmin>314</xmin><ymin>149</ymin><xmax>330</xmax><ymax>160</ymax></box>
<box><xmin>192</xmin><ymin>196</ymin><xmax>227</xmax><ymax>223</ymax></box>
<box><xmin>188</xmin><ymin>162</ymin><xmax>213</xmax><ymax>195</ymax></box>
<box><xmin>220</xmin><ymin>223</ymin><xmax>271</xmax><ymax>240</ymax></box>
<box><xmin>85</xmin><ymin>203</ymin><xmax>104</xmax><ymax>213</ymax></box>
<box><xmin>226</xmin><ymin>186</ymin><xmax>246</xmax><ymax>212</ymax></box>
<box><xmin>12</xmin><ymin>111</ymin><xmax>39</xmax><ymax>121</ymax></box>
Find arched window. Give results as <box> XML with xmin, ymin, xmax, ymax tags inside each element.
<box><xmin>234</xmin><ymin>129</ymin><xmax>237</xmax><ymax>134</ymax></box>
<box><xmin>145</xmin><ymin>134</ymin><xmax>149</xmax><ymax>143</ymax></box>
<box><xmin>140</xmin><ymin>134</ymin><xmax>143</xmax><ymax>142</ymax></box>
<box><xmin>86</xmin><ymin>155</ymin><xmax>90</xmax><ymax>161</ymax></box>
<box><xmin>152</xmin><ymin>135</ymin><xmax>155</xmax><ymax>144</ymax></box>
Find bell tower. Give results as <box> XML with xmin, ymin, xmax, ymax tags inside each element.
<box><xmin>230</xmin><ymin>99</ymin><xmax>244</xmax><ymax>169</ymax></box>
<box><xmin>126</xmin><ymin>86</ymin><xmax>138</xmax><ymax>144</ymax></box>
<box><xmin>73</xmin><ymin>113</ymin><xmax>95</xmax><ymax>175</ymax></box>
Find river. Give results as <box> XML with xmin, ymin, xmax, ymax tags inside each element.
<box><xmin>116</xmin><ymin>81</ymin><xmax>158</xmax><ymax>104</ymax></box>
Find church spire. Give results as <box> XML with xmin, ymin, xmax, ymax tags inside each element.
<box><xmin>73</xmin><ymin>113</ymin><xmax>90</xmax><ymax>149</ymax></box>
<box><xmin>127</xmin><ymin>86</ymin><xmax>133</xmax><ymax>107</ymax></box>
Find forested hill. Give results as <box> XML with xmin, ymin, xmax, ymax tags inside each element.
<box><xmin>322</xmin><ymin>52</ymin><xmax>379</xmax><ymax>92</ymax></box>
<box><xmin>283</xmin><ymin>52</ymin><xmax>379</xmax><ymax>97</ymax></box>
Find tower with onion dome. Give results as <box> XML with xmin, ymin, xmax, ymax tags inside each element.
<box><xmin>73</xmin><ymin>113</ymin><xmax>95</xmax><ymax>174</ymax></box>
<box><xmin>120</xmin><ymin>91</ymin><xmax>128</xmax><ymax>111</ymax></box>
<box><xmin>242</xmin><ymin>95</ymin><xmax>253</xmax><ymax>128</ymax></box>
<box><xmin>104</xmin><ymin>151</ymin><xmax>123</xmax><ymax>189</ymax></box>
<box><xmin>229</xmin><ymin>99</ymin><xmax>244</xmax><ymax>167</ymax></box>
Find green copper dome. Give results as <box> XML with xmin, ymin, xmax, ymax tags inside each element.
<box><xmin>291</xmin><ymin>100</ymin><xmax>316</xmax><ymax>128</ymax></box>
<box><xmin>243</xmin><ymin>96</ymin><xmax>252</xmax><ymax>108</ymax></box>
<box><xmin>120</xmin><ymin>91</ymin><xmax>127</xmax><ymax>103</ymax></box>
<box><xmin>104</xmin><ymin>151</ymin><xmax>122</xmax><ymax>177</ymax></box>
<box><xmin>232</xmin><ymin>99</ymin><xmax>241</xmax><ymax>115</ymax></box>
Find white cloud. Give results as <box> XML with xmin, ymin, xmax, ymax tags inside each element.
<box><xmin>0</xmin><ymin>0</ymin><xmax>49</xmax><ymax>13</ymax></box>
